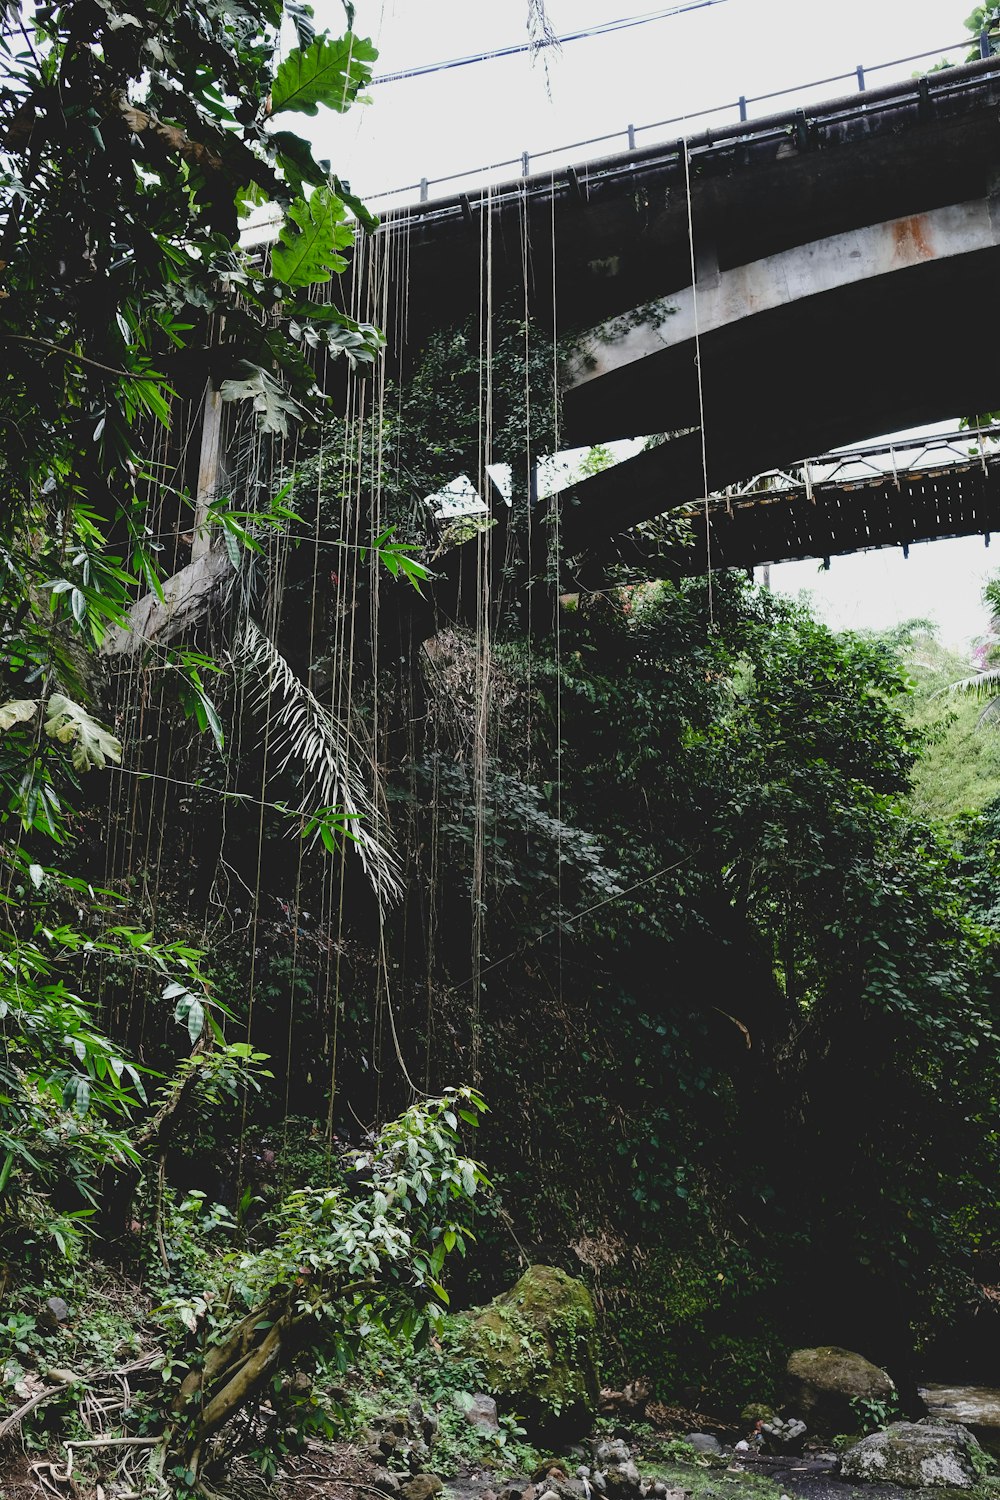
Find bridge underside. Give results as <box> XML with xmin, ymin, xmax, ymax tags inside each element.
<box><xmin>368</xmin><ymin>57</ymin><xmax>1000</xmax><ymax>594</ymax></box>
<box><xmin>556</xmin><ymin>238</ymin><xmax>1000</xmax><ymax>565</ymax></box>
<box><xmin>611</xmin><ymin>458</ymin><xmax>1000</xmax><ymax>580</ymax></box>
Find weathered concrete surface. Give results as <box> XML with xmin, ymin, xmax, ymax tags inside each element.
<box><xmin>102</xmin><ymin>549</ymin><xmax>230</xmax><ymax>655</ymax></box>
<box><xmin>369</xmin><ymin>57</ymin><xmax>1000</xmax><ymax>362</ymax></box>
<box><xmin>554</xmin><ymin>238</ymin><xmax>1000</xmax><ymax>559</ymax></box>
<box><xmin>564</xmin><ymin>200</ymin><xmax>1000</xmax><ymax>395</ymax></box>
<box><xmin>396</xmin><ymin>59</ymin><xmax>1000</xmax><ymax>578</ymax></box>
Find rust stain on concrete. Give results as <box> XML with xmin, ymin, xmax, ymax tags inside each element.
<box><xmin>892</xmin><ymin>214</ymin><xmax>934</xmax><ymax>263</ymax></box>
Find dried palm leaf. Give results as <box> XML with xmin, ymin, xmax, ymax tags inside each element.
<box><xmin>237</xmin><ymin>620</ymin><xmax>402</xmax><ymax>905</ymax></box>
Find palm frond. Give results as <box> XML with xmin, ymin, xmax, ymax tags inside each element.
<box><xmin>939</xmin><ymin>668</ymin><xmax>1000</xmax><ymax>703</ymax></box>
<box><xmin>237</xmin><ymin>620</ymin><xmax>402</xmax><ymax>905</ymax></box>
<box><xmin>933</xmin><ymin>668</ymin><xmax>1000</xmax><ymax>731</ymax></box>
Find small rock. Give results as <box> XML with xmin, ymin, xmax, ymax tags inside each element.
<box><xmin>552</xmin><ymin>1483</ymin><xmax>588</xmax><ymax>1500</ymax></box>
<box><xmin>734</xmin><ymin>1442</ymin><xmax>749</xmax><ymax>1454</ymax></box>
<box><xmin>499</xmin><ymin>1485</ymin><xmax>534</xmax><ymax>1500</ymax></box>
<box><xmin>741</xmin><ymin>1404</ymin><xmax>776</xmax><ymax>1424</ymax></box>
<box><xmin>407</xmin><ymin>1440</ymin><xmax>430</xmax><ymax>1473</ymax></box>
<box><xmin>464</xmin><ymin>1393</ymin><xmax>500</xmax><ymax>1436</ymax></box>
<box><xmin>596</xmin><ymin>1442</ymin><xmax>632</xmax><ymax>1466</ymax></box>
<box><xmin>373</xmin><ymin>1471</ymin><xmax>401</xmax><ymax>1496</ymax></box>
<box><xmin>399</xmin><ymin>1477</ymin><xmax>444</xmax><ymax>1500</ymax></box>
<box><xmin>45</xmin><ymin>1296</ymin><xmax>70</xmax><ymax>1324</ymax></box>
<box><xmin>761</xmin><ymin>1417</ymin><xmax>807</xmax><ymax>1454</ymax></box>
<box><xmin>604</xmin><ymin>1466</ymin><xmax>641</xmax><ymax>1500</ymax></box>
<box><xmin>576</xmin><ymin>1468</ymin><xmax>591</xmax><ymax>1481</ymax></box>
<box><xmin>686</xmin><ymin>1435</ymin><xmax>722</xmax><ymax>1456</ymax></box>
<box><xmin>538</xmin><ymin>1489</ymin><xmax>561</xmax><ymax>1500</ymax></box>
<box><xmin>591</xmin><ymin>1473</ymin><xmax>607</xmax><ymax>1495</ymax></box>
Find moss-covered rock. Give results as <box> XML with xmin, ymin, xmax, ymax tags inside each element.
<box><xmin>839</xmin><ymin>1421</ymin><xmax>984</xmax><ymax>1488</ymax></box>
<box><xmin>459</xmin><ymin>1265</ymin><xmax>599</xmax><ymax>1438</ymax></box>
<box><xmin>786</xmin><ymin>1346</ymin><xmax>894</xmax><ymax>1435</ymax></box>
<box><xmin>741</xmin><ymin>1403</ymin><xmax>778</xmax><ymax>1425</ymax></box>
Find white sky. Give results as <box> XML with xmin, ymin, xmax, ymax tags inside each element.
<box><xmin>301</xmin><ymin>0</ymin><xmax>993</xmax><ymax>648</ymax></box>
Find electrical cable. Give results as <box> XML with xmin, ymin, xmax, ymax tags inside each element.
<box><xmin>370</xmin><ymin>0</ymin><xmax>732</xmax><ymax>86</ymax></box>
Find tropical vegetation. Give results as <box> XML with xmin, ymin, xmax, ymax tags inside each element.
<box><xmin>3</xmin><ymin>0</ymin><xmax>1000</xmax><ymax>1495</ymax></box>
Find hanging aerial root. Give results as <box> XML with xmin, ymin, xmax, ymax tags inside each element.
<box><xmin>236</xmin><ymin>619</ymin><xmax>403</xmax><ymax>905</ymax></box>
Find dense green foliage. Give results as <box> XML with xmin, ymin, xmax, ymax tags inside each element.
<box><xmin>406</xmin><ymin>580</ymin><xmax>1000</xmax><ymax>1404</ymax></box>
<box><xmin>900</xmin><ymin>631</ymin><xmax>1000</xmax><ymax>821</ymax></box>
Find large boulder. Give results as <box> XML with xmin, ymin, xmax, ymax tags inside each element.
<box><xmin>839</xmin><ymin>1421</ymin><xmax>984</xmax><ymax>1488</ymax></box>
<box><xmin>460</xmin><ymin>1265</ymin><xmax>599</xmax><ymax>1438</ymax></box>
<box><xmin>786</xmin><ymin>1346</ymin><xmax>894</xmax><ymax>1435</ymax></box>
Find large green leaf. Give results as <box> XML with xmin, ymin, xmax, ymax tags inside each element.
<box><xmin>44</xmin><ymin>694</ymin><xmax>122</xmax><ymax>772</ymax></box>
<box><xmin>333</xmin><ymin>173</ymin><xmax>378</xmax><ymax>234</ymax></box>
<box><xmin>270</xmin><ymin>31</ymin><xmax>378</xmax><ymax>117</ymax></box>
<box><xmin>219</xmin><ymin>365</ymin><xmax>303</xmax><ymax>436</ymax></box>
<box><xmin>271</xmin><ymin>186</ymin><xmax>354</xmax><ymax>287</ymax></box>
<box><xmin>270</xmin><ymin>129</ymin><xmax>329</xmax><ymax>196</ymax></box>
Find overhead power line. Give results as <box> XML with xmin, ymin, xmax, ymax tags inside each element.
<box><xmin>370</xmin><ymin>0</ymin><xmax>733</xmax><ymax>87</ymax></box>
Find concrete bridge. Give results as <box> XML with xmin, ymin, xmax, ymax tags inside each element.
<box><xmin>127</xmin><ymin>49</ymin><xmax>1000</xmax><ymax>657</ymax></box>
<box><xmin>369</xmin><ymin>51</ymin><xmax>1000</xmax><ymax>574</ymax></box>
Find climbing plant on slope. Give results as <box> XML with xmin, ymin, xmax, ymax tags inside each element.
<box><xmin>0</xmin><ymin>0</ymin><xmax>383</xmax><ymax>730</ymax></box>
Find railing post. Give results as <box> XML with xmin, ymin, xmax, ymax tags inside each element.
<box><xmin>738</xmin><ymin>95</ymin><xmax>748</xmax><ymax>122</ymax></box>
<box><xmin>856</xmin><ymin>64</ymin><xmax>866</xmax><ymax>91</ymax></box>
<box><xmin>419</xmin><ymin>177</ymin><xmax>428</xmax><ymax>203</ymax></box>
<box><xmin>521</xmin><ymin>151</ymin><xmax>530</xmax><ymax>177</ymax></box>
<box><xmin>916</xmin><ymin>76</ymin><xmax>930</xmax><ymax>121</ymax></box>
<box><xmin>626</xmin><ymin>123</ymin><xmax>636</xmax><ymax>151</ymax></box>
<box><xmin>794</xmin><ymin>108</ymin><xmax>809</xmax><ymax>150</ymax></box>
<box><xmin>981</xmin><ymin>28</ymin><xmax>992</xmax><ymax>58</ymax></box>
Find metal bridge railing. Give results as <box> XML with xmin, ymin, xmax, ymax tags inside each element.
<box><xmin>718</xmin><ymin>425</ymin><xmax>1000</xmax><ymax>508</ymax></box>
<box><xmin>364</xmin><ymin>34</ymin><xmax>993</xmax><ymax>211</ymax></box>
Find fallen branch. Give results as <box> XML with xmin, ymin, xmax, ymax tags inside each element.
<box><xmin>0</xmin><ymin>1354</ymin><xmax>162</xmax><ymax>1442</ymax></box>
<box><xmin>0</xmin><ymin>1384</ymin><xmax>65</xmax><ymax>1442</ymax></box>
<box><xmin>292</xmin><ymin>1479</ymin><xmax>393</xmax><ymax>1497</ymax></box>
<box><xmin>65</xmin><ymin>1436</ymin><xmax>159</xmax><ymax>1450</ymax></box>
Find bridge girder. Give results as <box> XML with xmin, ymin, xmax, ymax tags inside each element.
<box><xmin>365</xmin><ymin>55</ymin><xmax>1000</xmax><ymax>576</ymax></box>
<box><xmin>556</xmin><ymin>198</ymin><xmax>1000</xmax><ymax>563</ymax></box>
